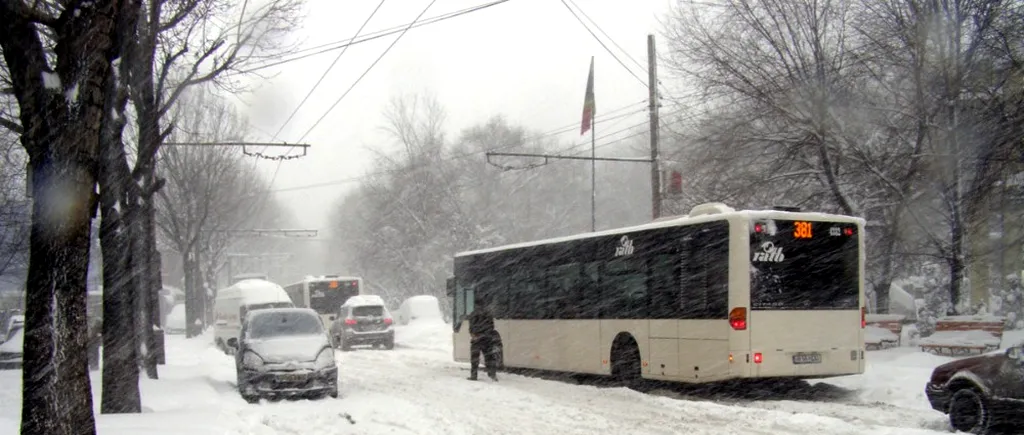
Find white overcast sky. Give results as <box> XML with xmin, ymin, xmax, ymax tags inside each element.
<box><xmin>233</xmin><ymin>0</ymin><xmax>676</xmax><ymax>231</ymax></box>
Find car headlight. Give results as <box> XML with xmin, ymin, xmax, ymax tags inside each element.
<box><xmin>242</xmin><ymin>350</ymin><xmax>264</xmax><ymax>368</ymax></box>
<box><xmin>314</xmin><ymin>348</ymin><xmax>335</xmax><ymax>370</ymax></box>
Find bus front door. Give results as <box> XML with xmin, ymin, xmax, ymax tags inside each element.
<box><xmin>449</xmin><ymin>277</ymin><xmax>471</xmax><ymax>363</ymax></box>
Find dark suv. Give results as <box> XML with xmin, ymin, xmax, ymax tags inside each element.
<box><xmin>925</xmin><ymin>344</ymin><xmax>1024</xmax><ymax>433</ymax></box>
<box><xmin>329</xmin><ymin>296</ymin><xmax>395</xmax><ymax>351</ymax></box>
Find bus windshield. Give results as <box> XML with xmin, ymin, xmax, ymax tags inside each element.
<box><xmin>749</xmin><ymin>219</ymin><xmax>859</xmax><ymax>310</ymax></box>
<box><xmin>308</xmin><ymin>280</ymin><xmax>359</xmax><ymax>314</ymax></box>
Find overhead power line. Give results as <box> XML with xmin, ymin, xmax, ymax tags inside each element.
<box><xmin>237</xmin><ymin>0</ymin><xmax>511</xmax><ymax>75</ymax></box>
<box><xmin>558</xmin><ymin>0</ymin><xmax>648</xmax><ymax>89</ymax></box>
<box><xmin>565</xmin><ymin>0</ymin><xmax>646</xmax><ymax>73</ymax></box>
<box><xmin>270</xmin><ymin>0</ymin><xmax>388</xmax><ymax>141</ymax></box>
<box><xmin>295</xmin><ymin>0</ymin><xmax>440</xmax><ymax>143</ymax></box>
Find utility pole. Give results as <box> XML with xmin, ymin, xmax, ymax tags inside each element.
<box><xmin>648</xmin><ymin>34</ymin><xmax>662</xmax><ymax>220</ymax></box>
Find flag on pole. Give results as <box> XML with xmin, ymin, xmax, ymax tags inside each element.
<box><xmin>580</xmin><ymin>56</ymin><xmax>595</xmax><ymax>136</ymax></box>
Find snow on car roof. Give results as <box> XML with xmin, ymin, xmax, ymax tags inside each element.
<box><xmin>342</xmin><ymin>295</ymin><xmax>386</xmax><ymax>307</ymax></box>
<box><xmin>222</xmin><ymin>279</ymin><xmax>291</xmax><ymax>304</ymax></box>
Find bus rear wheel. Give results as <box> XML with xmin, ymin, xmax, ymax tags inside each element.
<box><xmin>610</xmin><ymin>337</ymin><xmax>641</xmax><ymax>387</ymax></box>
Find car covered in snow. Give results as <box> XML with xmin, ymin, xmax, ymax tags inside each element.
<box><xmin>164</xmin><ymin>303</ymin><xmax>186</xmax><ymax>335</ymax></box>
<box><xmin>925</xmin><ymin>344</ymin><xmax>1024</xmax><ymax>433</ymax></box>
<box><xmin>329</xmin><ymin>295</ymin><xmax>394</xmax><ymax>351</ymax></box>
<box><xmin>229</xmin><ymin>307</ymin><xmax>338</xmax><ymax>403</ymax></box>
<box><xmin>0</xmin><ymin>325</ymin><xmax>23</xmax><ymax>369</ymax></box>
<box><xmin>397</xmin><ymin>295</ymin><xmax>443</xmax><ymax>325</ymax></box>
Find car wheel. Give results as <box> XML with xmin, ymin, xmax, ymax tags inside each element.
<box><xmin>948</xmin><ymin>388</ymin><xmax>991</xmax><ymax>434</ymax></box>
<box><xmin>340</xmin><ymin>336</ymin><xmax>352</xmax><ymax>352</ymax></box>
<box><xmin>384</xmin><ymin>337</ymin><xmax>395</xmax><ymax>350</ymax></box>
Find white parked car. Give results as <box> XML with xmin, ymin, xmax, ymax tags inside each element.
<box><xmin>397</xmin><ymin>295</ymin><xmax>443</xmax><ymax>325</ymax></box>
<box><xmin>0</xmin><ymin>325</ymin><xmax>23</xmax><ymax>369</ymax></box>
<box><xmin>229</xmin><ymin>308</ymin><xmax>338</xmax><ymax>403</ymax></box>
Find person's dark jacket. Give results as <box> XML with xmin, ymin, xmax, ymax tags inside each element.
<box><xmin>468</xmin><ymin>307</ymin><xmax>495</xmax><ymax>339</ymax></box>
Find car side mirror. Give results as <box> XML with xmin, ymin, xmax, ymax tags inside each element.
<box><xmin>1007</xmin><ymin>347</ymin><xmax>1022</xmax><ymax>361</ymax></box>
<box><xmin>226</xmin><ymin>338</ymin><xmax>238</xmax><ymax>349</ymax></box>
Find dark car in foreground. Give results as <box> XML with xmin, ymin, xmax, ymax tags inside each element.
<box><xmin>228</xmin><ymin>308</ymin><xmax>338</xmax><ymax>403</ymax></box>
<box><xmin>925</xmin><ymin>344</ymin><xmax>1024</xmax><ymax>433</ymax></box>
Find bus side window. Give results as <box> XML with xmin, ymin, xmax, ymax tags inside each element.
<box><xmin>648</xmin><ymin>252</ymin><xmax>678</xmax><ymax>319</ymax></box>
<box><xmin>681</xmin><ymin>222</ymin><xmax>730</xmax><ymax>319</ymax></box>
<box><xmin>580</xmin><ymin>262</ymin><xmax>601</xmax><ymax>319</ymax></box>
<box><xmin>547</xmin><ymin>262</ymin><xmax>581</xmax><ymax>319</ymax></box>
<box><xmin>602</xmin><ymin>256</ymin><xmax>648</xmax><ymax>319</ymax></box>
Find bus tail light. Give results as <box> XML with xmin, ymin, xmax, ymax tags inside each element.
<box><xmin>729</xmin><ymin>307</ymin><xmax>747</xmax><ymax>330</ymax></box>
<box><xmin>861</xmin><ymin>307</ymin><xmax>866</xmax><ymax>328</ymax></box>
<box><xmin>344</xmin><ymin>318</ymin><xmax>357</xmax><ymax>325</ymax></box>
<box><xmin>753</xmin><ymin>352</ymin><xmax>763</xmax><ymax>364</ymax></box>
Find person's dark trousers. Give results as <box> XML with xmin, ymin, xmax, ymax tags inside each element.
<box><xmin>469</xmin><ymin>336</ymin><xmax>497</xmax><ymax>380</ymax></box>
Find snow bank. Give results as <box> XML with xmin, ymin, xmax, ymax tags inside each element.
<box><xmin>0</xmin><ymin>327</ymin><xmax>22</xmax><ymax>353</ymax></box>
<box><xmin>866</xmin><ymin>314</ymin><xmax>905</xmax><ymax>323</ymax></box>
<box><xmin>919</xmin><ymin>330</ymin><xmax>1001</xmax><ymax>347</ymax></box>
<box><xmin>164</xmin><ymin>304</ymin><xmax>186</xmax><ymax>333</ymax></box>
<box><xmin>865</xmin><ymin>325</ymin><xmax>899</xmax><ymax>344</ymax></box>
<box><xmin>394</xmin><ymin>319</ymin><xmax>451</xmax><ymax>354</ymax></box>
<box><xmin>818</xmin><ymin>348</ymin><xmax>955</xmax><ymax>412</ymax></box>
<box><xmin>939</xmin><ymin>314</ymin><xmax>1006</xmax><ymax>323</ymax></box>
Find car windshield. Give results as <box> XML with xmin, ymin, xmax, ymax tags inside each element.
<box><xmin>247</xmin><ymin>311</ymin><xmax>322</xmax><ymax>339</ymax></box>
<box><xmin>352</xmin><ymin>306</ymin><xmax>385</xmax><ymax>317</ymax></box>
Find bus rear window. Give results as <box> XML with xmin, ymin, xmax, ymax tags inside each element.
<box><xmin>352</xmin><ymin>306</ymin><xmax>385</xmax><ymax>317</ymax></box>
<box><xmin>309</xmin><ymin>281</ymin><xmax>359</xmax><ymax>314</ymax></box>
<box><xmin>750</xmin><ymin>220</ymin><xmax>859</xmax><ymax>310</ymax></box>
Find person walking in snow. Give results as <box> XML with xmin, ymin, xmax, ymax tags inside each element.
<box><xmin>467</xmin><ymin>298</ymin><xmax>498</xmax><ymax>381</ymax></box>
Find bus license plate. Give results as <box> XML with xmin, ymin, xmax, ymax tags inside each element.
<box><xmin>792</xmin><ymin>353</ymin><xmax>822</xmax><ymax>365</ymax></box>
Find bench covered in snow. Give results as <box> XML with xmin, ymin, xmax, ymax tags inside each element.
<box><xmin>865</xmin><ymin>314</ymin><xmax>905</xmax><ymax>350</ymax></box>
<box><xmin>919</xmin><ymin>315</ymin><xmax>1006</xmax><ymax>356</ymax></box>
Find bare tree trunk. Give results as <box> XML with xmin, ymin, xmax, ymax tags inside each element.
<box><xmin>183</xmin><ymin>249</ymin><xmax>201</xmax><ymax>338</ymax></box>
<box><xmin>21</xmin><ymin>156</ymin><xmax>99</xmax><ymax>434</ymax></box>
<box><xmin>1</xmin><ymin>0</ymin><xmax>129</xmax><ymax>431</ymax></box>
<box><xmin>98</xmin><ymin>197</ymin><xmax>141</xmax><ymax>413</ymax></box>
<box><xmin>98</xmin><ymin>52</ymin><xmax>142</xmax><ymax>413</ymax></box>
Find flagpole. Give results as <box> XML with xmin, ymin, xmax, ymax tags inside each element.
<box><xmin>590</xmin><ymin>112</ymin><xmax>596</xmax><ymax>232</ymax></box>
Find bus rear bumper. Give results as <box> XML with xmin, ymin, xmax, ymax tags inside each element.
<box><xmin>735</xmin><ymin>348</ymin><xmax>866</xmax><ymax>379</ymax></box>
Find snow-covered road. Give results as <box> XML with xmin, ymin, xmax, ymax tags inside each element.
<box><xmin>0</xmin><ymin>321</ymin><xmax>975</xmax><ymax>434</ymax></box>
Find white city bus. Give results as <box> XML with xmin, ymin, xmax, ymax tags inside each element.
<box><xmin>284</xmin><ymin>275</ymin><xmax>364</xmax><ymax>326</ymax></box>
<box><xmin>448</xmin><ymin>203</ymin><xmax>866</xmax><ymax>384</ymax></box>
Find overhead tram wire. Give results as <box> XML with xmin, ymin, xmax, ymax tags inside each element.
<box><xmin>253</xmin><ymin>0</ymin><xmax>387</xmax><ymax>182</ymax></box>
<box><xmin>270</xmin><ymin>0</ymin><xmax>388</xmax><ymax>141</ymax></box>
<box><xmin>294</xmin><ymin>0</ymin><xmax>441</xmax><ymax>144</ymax></box>
<box><xmin>557</xmin><ymin>0</ymin><xmax>648</xmax><ymax>89</ymax></box>
<box><xmin>263</xmin><ymin>0</ymin><xmax>440</xmax><ymax>196</ymax></box>
<box><xmin>236</xmin><ymin>0</ymin><xmax>511</xmax><ymax>75</ymax></box>
<box><xmin>256</xmin><ymin>0</ymin><xmax>389</xmax><ymax>218</ymax></box>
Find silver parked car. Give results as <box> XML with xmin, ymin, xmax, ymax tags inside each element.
<box><xmin>228</xmin><ymin>308</ymin><xmax>338</xmax><ymax>403</ymax></box>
